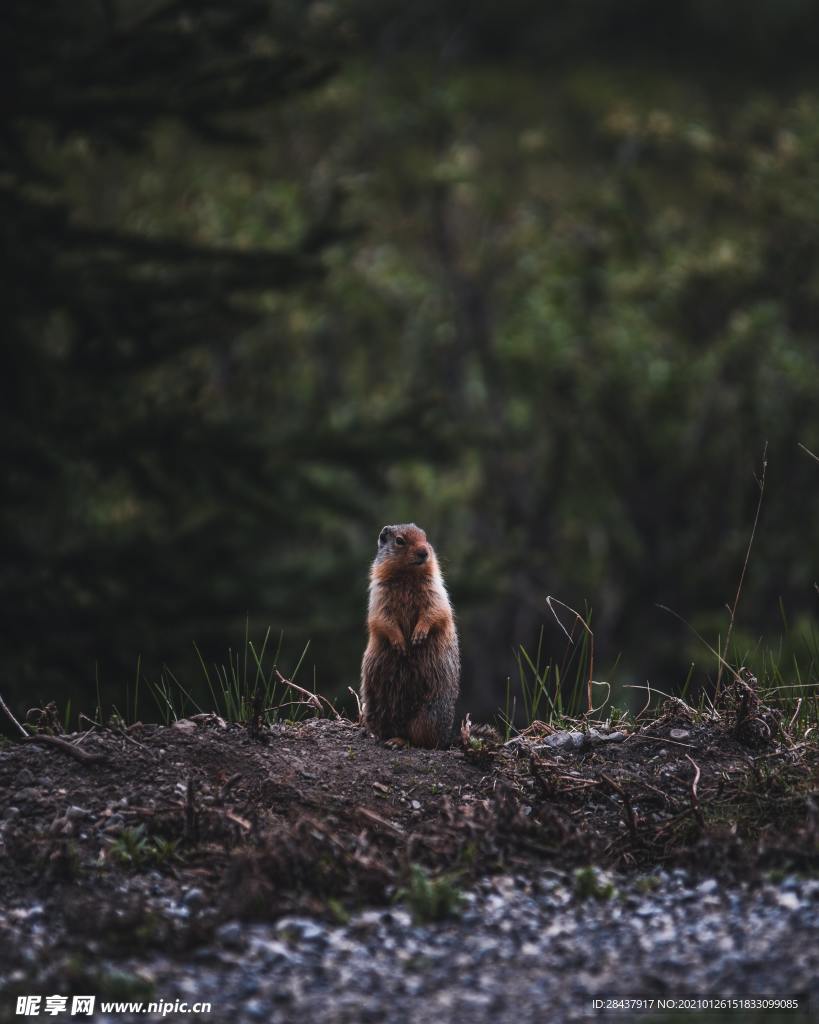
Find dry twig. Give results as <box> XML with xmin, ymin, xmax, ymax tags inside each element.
<box><xmin>685</xmin><ymin>754</ymin><xmax>705</xmax><ymax>830</ymax></box>
<box><xmin>355</xmin><ymin>806</ymin><xmax>405</xmax><ymax>836</ymax></box>
<box><xmin>274</xmin><ymin>670</ymin><xmax>341</xmax><ymax>719</ymax></box>
<box><xmin>78</xmin><ymin>711</ymin><xmax>152</xmax><ymax>755</ymax></box>
<box><xmin>185</xmin><ymin>778</ymin><xmax>198</xmax><ymax>842</ymax></box>
<box><xmin>0</xmin><ymin>692</ymin><xmax>28</xmax><ymax>738</ymax></box>
<box><xmin>348</xmin><ymin>686</ymin><xmax>362</xmax><ymax>721</ymax></box>
<box><xmin>787</xmin><ymin>699</ymin><xmax>803</xmax><ymax>738</ymax></box>
<box><xmin>22</xmin><ymin>734</ymin><xmax>107</xmax><ymax>765</ymax></box>
<box><xmin>798</xmin><ymin>442</ymin><xmax>819</xmax><ymax>464</ymax></box>
<box><xmin>601</xmin><ymin>773</ymin><xmax>640</xmax><ymax>845</ymax></box>
<box><xmin>717</xmin><ymin>443</ymin><xmax>767</xmax><ymax>700</ymax></box>
<box><xmin>546</xmin><ymin>595</ymin><xmax>595</xmax><ymax>712</ymax></box>
<box><xmin>3</xmin><ymin>694</ymin><xmax>107</xmax><ymax>767</ymax></box>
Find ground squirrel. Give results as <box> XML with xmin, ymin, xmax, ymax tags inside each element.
<box><xmin>360</xmin><ymin>523</ymin><xmax>460</xmax><ymax>748</ymax></box>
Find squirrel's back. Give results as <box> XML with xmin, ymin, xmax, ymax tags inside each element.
<box><xmin>360</xmin><ymin>524</ymin><xmax>459</xmax><ymax>748</ymax></box>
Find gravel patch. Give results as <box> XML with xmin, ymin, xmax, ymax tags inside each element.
<box><xmin>4</xmin><ymin>869</ymin><xmax>815</xmax><ymax>1023</ymax></box>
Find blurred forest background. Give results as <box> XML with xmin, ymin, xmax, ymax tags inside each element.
<box><xmin>3</xmin><ymin>0</ymin><xmax>819</xmax><ymax>725</ymax></box>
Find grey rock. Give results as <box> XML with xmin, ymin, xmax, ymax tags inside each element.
<box><xmin>535</xmin><ymin>731</ymin><xmax>587</xmax><ymax>752</ymax></box>
<box><xmin>182</xmin><ymin>887</ymin><xmax>206</xmax><ymax>909</ymax></box>
<box><xmin>275</xmin><ymin>917</ymin><xmax>327</xmax><ymax>944</ymax></box>
<box><xmin>589</xmin><ymin>729</ymin><xmax>627</xmax><ymax>744</ymax></box>
<box><xmin>242</xmin><ymin>999</ymin><xmax>268</xmax><ymax>1020</ymax></box>
<box><xmin>216</xmin><ymin>922</ymin><xmax>244</xmax><ymax>948</ymax></box>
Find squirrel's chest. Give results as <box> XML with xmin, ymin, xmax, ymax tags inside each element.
<box><xmin>382</xmin><ymin>587</ymin><xmax>424</xmax><ymax>633</ymax></box>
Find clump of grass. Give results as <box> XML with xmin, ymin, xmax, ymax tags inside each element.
<box><xmin>500</xmin><ymin>607</ymin><xmax>623</xmax><ymax>740</ymax></box>
<box><xmin>73</xmin><ymin>623</ymin><xmax>336</xmax><ymax>738</ymax></box>
<box><xmin>326</xmin><ymin>898</ymin><xmax>351</xmax><ymax>925</ymax></box>
<box><xmin>573</xmin><ymin>866</ymin><xmax>616</xmax><ymax>901</ymax></box>
<box><xmin>63</xmin><ymin>958</ymin><xmax>155</xmax><ymax>1002</ymax></box>
<box><xmin>657</xmin><ymin>601</ymin><xmax>819</xmax><ymax>745</ymax></box>
<box><xmin>750</xmin><ymin>611</ymin><xmax>819</xmax><ymax>740</ymax></box>
<box><xmin>142</xmin><ymin>622</ymin><xmax>322</xmax><ymax>727</ymax></box>
<box><xmin>106</xmin><ymin>826</ymin><xmax>152</xmax><ymax>868</ymax></box>
<box><xmin>634</xmin><ymin>873</ymin><xmax>662</xmax><ymax>894</ymax></box>
<box><xmin>397</xmin><ymin>865</ymin><xmax>464</xmax><ymax>924</ymax></box>
<box><xmin>106</xmin><ymin>826</ymin><xmax>182</xmax><ymax>869</ymax></box>
<box><xmin>94</xmin><ymin>969</ymin><xmax>155</xmax><ymax>1002</ymax></box>
<box><xmin>195</xmin><ymin>622</ymin><xmax>312</xmax><ymax>725</ymax></box>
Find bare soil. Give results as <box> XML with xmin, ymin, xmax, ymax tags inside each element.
<box><xmin>1</xmin><ymin>700</ymin><xmax>816</xmax><ymax>933</ymax></box>
<box><xmin>1</xmin><ymin>696</ymin><xmax>817</xmax><ymax>1021</ymax></box>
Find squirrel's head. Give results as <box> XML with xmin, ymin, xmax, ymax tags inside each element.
<box><xmin>373</xmin><ymin>523</ymin><xmax>434</xmax><ymax>576</ymax></box>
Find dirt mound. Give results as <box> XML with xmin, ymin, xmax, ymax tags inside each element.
<box><xmin>1</xmin><ymin>708</ymin><xmax>816</xmax><ymax>930</ymax></box>
<box><xmin>0</xmin><ymin>706</ymin><xmax>815</xmax><ymax>1019</ymax></box>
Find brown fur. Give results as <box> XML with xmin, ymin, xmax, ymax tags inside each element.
<box><xmin>360</xmin><ymin>524</ymin><xmax>460</xmax><ymax>748</ymax></box>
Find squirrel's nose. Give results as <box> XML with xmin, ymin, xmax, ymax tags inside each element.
<box><xmin>415</xmin><ymin>546</ymin><xmax>429</xmax><ymax>562</ymax></box>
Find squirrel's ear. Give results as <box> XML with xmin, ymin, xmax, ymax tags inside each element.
<box><xmin>378</xmin><ymin>526</ymin><xmax>392</xmax><ymax>546</ymax></box>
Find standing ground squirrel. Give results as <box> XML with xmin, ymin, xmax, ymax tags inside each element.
<box><xmin>360</xmin><ymin>523</ymin><xmax>460</xmax><ymax>748</ymax></box>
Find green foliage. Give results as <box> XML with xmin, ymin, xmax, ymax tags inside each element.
<box><xmin>501</xmin><ymin>612</ymin><xmax>622</xmax><ymax>733</ymax></box>
<box><xmin>634</xmin><ymin>874</ymin><xmax>662</xmax><ymax>895</ymax></box>
<box><xmin>62</xmin><ymin>958</ymin><xmax>156</xmax><ymax>1002</ymax></box>
<box><xmin>398</xmin><ymin>865</ymin><xmax>464</xmax><ymax>924</ymax></box>
<box><xmin>573</xmin><ymin>867</ymin><xmax>616</xmax><ymax>902</ymax></box>
<box><xmin>94</xmin><ymin>970</ymin><xmax>155</xmax><ymax>1003</ymax></box>
<box><xmin>502</xmin><ymin>606</ymin><xmax>817</xmax><ymax>737</ymax></box>
<box><xmin>106</xmin><ymin>827</ymin><xmax>153</xmax><ymax>869</ymax></box>
<box><xmin>140</xmin><ymin>626</ymin><xmax>322</xmax><ymax>725</ymax></box>
<box><xmin>106</xmin><ymin>826</ymin><xmax>182</xmax><ymax>870</ymax></box>
<box><xmin>326</xmin><ymin>898</ymin><xmax>351</xmax><ymax>925</ymax></box>
<box><xmin>196</xmin><ymin>625</ymin><xmax>311</xmax><ymax>725</ymax></box>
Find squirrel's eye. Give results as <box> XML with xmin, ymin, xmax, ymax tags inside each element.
<box><xmin>395</xmin><ymin>536</ymin><xmax>406</xmax><ymax>546</ymax></box>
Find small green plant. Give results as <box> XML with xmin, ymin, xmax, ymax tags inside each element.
<box><xmin>574</xmin><ymin>866</ymin><xmax>616</xmax><ymax>901</ymax></box>
<box><xmin>151</xmin><ymin>836</ymin><xmax>183</xmax><ymax>865</ymax></box>
<box><xmin>108</xmin><ymin>706</ymin><xmax>126</xmax><ymax>730</ymax></box>
<box><xmin>107</xmin><ymin>826</ymin><xmax>152</xmax><ymax>868</ymax></box>
<box><xmin>106</xmin><ymin>826</ymin><xmax>182</xmax><ymax>869</ymax></box>
<box><xmin>457</xmin><ymin>841</ymin><xmax>478</xmax><ymax>871</ymax></box>
<box><xmin>608</xmin><ymin>706</ymin><xmax>629</xmax><ymax>727</ymax></box>
<box><xmin>326</xmin><ymin>898</ymin><xmax>350</xmax><ymax>924</ymax></box>
<box><xmin>398</xmin><ymin>864</ymin><xmax>464</xmax><ymax>924</ymax></box>
<box><xmin>96</xmin><ymin>969</ymin><xmax>155</xmax><ymax>1002</ymax></box>
<box><xmin>634</xmin><ymin>873</ymin><xmax>662</xmax><ymax>894</ymax></box>
<box><xmin>64</xmin><ymin>958</ymin><xmax>155</xmax><ymax>1000</ymax></box>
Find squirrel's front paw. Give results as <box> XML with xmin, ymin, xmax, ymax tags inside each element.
<box><xmin>391</xmin><ymin>638</ymin><xmax>408</xmax><ymax>655</ymax></box>
<box><xmin>411</xmin><ymin>626</ymin><xmax>429</xmax><ymax>645</ymax></box>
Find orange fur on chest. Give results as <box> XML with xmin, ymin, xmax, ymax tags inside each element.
<box><xmin>371</xmin><ymin>581</ymin><xmax>425</xmax><ymax>630</ymax></box>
